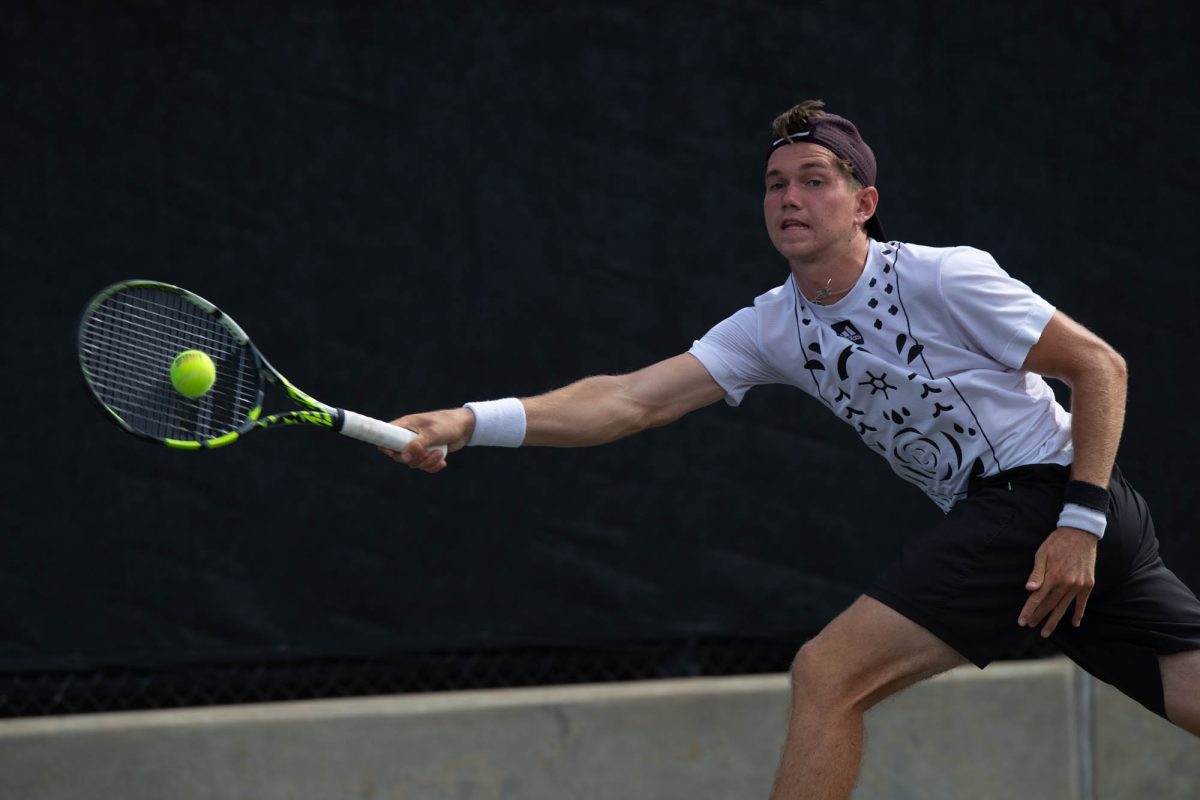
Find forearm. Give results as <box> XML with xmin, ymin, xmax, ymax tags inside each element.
<box><xmin>1064</xmin><ymin>348</ymin><xmax>1127</xmax><ymax>488</ymax></box>
<box><xmin>520</xmin><ymin>354</ymin><xmax>724</xmax><ymax>447</ymax></box>
<box><xmin>521</xmin><ymin>374</ymin><xmax>664</xmax><ymax>447</ymax></box>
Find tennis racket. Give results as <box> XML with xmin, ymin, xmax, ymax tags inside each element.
<box><xmin>77</xmin><ymin>279</ymin><xmax>445</xmax><ymax>455</ymax></box>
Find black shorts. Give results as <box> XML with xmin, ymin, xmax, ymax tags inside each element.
<box><xmin>866</xmin><ymin>463</ymin><xmax>1200</xmax><ymax>718</ymax></box>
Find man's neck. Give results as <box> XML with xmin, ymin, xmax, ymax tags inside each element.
<box><xmin>789</xmin><ymin>235</ymin><xmax>871</xmax><ymax>306</ymax></box>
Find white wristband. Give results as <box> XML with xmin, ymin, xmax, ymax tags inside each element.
<box><xmin>1057</xmin><ymin>503</ymin><xmax>1107</xmax><ymax>539</ymax></box>
<box><xmin>463</xmin><ymin>398</ymin><xmax>526</xmax><ymax>447</ymax></box>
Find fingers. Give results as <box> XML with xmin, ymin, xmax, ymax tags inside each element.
<box><xmin>1025</xmin><ymin>550</ymin><xmax>1047</xmax><ymax>591</ymax></box>
<box><xmin>1019</xmin><ymin>584</ymin><xmax>1062</xmax><ymax>630</ymax></box>
<box><xmin>1071</xmin><ymin>588</ymin><xmax>1092</xmax><ymax>628</ymax></box>
<box><xmin>1019</xmin><ymin>585</ymin><xmax>1078</xmax><ymax>636</ymax></box>
<box><xmin>376</xmin><ymin>408</ymin><xmax>476</xmax><ymax>473</ymax></box>
<box><xmin>1038</xmin><ymin>593</ymin><xmax>1076</xmax><ymax>638</ymax></box>
<box><xmin>1018</xmin><ymin>527</ymin><xmax>1100</xmax><ymax>637</ymax></box>
<box><xmin>402</xmin><ymin>440</ymin><xmax>448</xmax><ymax>472</ymax></box>
<box><xmin>378</xmin><ymin>439</ymin><xmax>448</xmax><ymax>472</ymax></box>
<box><xmin>1018</xmin><ymin>549</ymin><xmax>1049</xmax><ymax>627</ymax></box>
<box><xmin>1031</xmin><ymin>583</ymin><xmax>1093</xmax><ymax>638</ymax></box>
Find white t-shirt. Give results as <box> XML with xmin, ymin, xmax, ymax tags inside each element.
<box><xmin>689</xmin><ymin>240</ymin><xmax>1073</xmax><ymax>512</ymax></box>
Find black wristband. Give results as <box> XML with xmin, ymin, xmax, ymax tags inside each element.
<box><xmin>1063</xmin><ymin>480</ymin><xmax>1110</xmax><ymax>512</ymax></box>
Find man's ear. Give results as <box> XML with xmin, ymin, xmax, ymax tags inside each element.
<box><xmin>855</xmin><ymin>186</ymin><xmax>879</xmax><ymax>227</ymax></box>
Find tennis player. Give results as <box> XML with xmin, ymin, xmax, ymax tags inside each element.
<box><xmin>384</xmin><ymin>100</ymin><xmax>1200</xmax><ymax>799</ymax></box>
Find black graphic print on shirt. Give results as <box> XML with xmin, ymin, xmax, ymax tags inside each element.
<box><xmin>792</xmin><ymin>246</ymin><xmax>998</xmax><ymax>510</ymax></box>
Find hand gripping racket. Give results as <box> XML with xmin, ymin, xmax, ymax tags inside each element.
<box><xmin>78</xmin><ymin>279</ymin><xmax>445</xmax><ymax>454</ymax></box>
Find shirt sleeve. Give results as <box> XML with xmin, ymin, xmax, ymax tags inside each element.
<box><xmin>938</xmin><ymin>248</ymin><xmax>1056</xmax><ymax>369</ymax></box>
<box><xmin>688</xmin><ymin>306</ymin><xmax>779</xmax><ymax>406</ymax></box>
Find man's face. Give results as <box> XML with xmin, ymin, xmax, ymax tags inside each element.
<box><xmin>763</xmin><ymin>143</ymin><xmax>868</xmax><ymax>264</ymax></box>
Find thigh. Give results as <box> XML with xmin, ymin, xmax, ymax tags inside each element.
<box><xmin>866</xmin><ymin>466</ymin><xmax>1066</xmax><ymax>669</ymax></box>
<box><xmin>1160</xmin><ymin>650</ymin><xmax>1200</xmax><ymax>733</ymax></box>
<box><xmin>1053</xmin><ymin>555</ymin><xmax>1200</xmax><ymax>717</ymax></box>
<box><xmin>801</xmin><ymin>595</ymin><xmax>968</xmax><ymax>710</ymax></box>
<box><xmin>1052</xmin><ymin>468</ymin><xmax>1200</xmax><ymax>718</ymax></box>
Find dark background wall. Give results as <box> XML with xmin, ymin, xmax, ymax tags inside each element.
<box><xmin>4</xmin><ymin>0</ymin><xmax>1198</xmax><ymax>710</ymax></box>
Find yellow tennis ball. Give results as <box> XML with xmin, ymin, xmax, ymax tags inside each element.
<box><xmin>170</xmin><ymin>350</ymin><xmax>216</xmax><ymax>398</ymax></box>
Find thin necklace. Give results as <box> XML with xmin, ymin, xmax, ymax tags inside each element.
<box><xmin>812</xmin><ymin>278</ymin><xmax>852</xmax><ymax>305</ymax></box>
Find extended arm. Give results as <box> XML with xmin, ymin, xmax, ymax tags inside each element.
<box><xmin>523</xmin><ymin>353</ymin><xmax>728</xmax><ymax>446</ymax></box>
<box><xmin>1017</xmin><ymin>310</ymin><xmax>1128</xmax><ymax>636</ymax></box>
<box><xmin>383</xmin><ymin>353</ymin><xmax>727</xmax><ymax>472</ymax></box>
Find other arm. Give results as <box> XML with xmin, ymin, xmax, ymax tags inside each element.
<box><xmin>1017</xmin><ymin>310</ymin><xmax>1128</xmax><ymax>636</ymax></box>
<box><xmin>1025</xmin><ymin>311</ymin><xmax>1128</xmax><ymax>489</ymax></box>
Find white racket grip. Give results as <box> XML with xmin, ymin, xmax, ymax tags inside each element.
<box><xmin>339</xmin><ymin>410</ymin><xmax>448</xmax><ymax>456</ymax></box>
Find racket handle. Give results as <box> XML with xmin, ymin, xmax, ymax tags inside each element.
<box><xmin>339</xmin><ymin>410</ymin><xmax>449</xmax><ymax>456</ymax></box>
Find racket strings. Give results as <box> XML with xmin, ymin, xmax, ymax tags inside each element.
<box><xmin>80</xmin><ymin>286</ymin><xmax>262</xmax><ymax>442</ymax></box>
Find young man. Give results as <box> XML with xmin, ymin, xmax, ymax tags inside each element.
<box><xmin>383</xmin><ymin>101</ymin><xmax>1200</xmax><ymax>799</ymax></box>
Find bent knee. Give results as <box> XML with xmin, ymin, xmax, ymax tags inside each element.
<box><xmin>789</xmin><ymin>635</ymin><xmax>958</xmax><ymax>715</ymax></box>
<box><xmin>789</xmin><ymin>640</ymin><xmax>860</xmax><ymax>711</ymax></box>
<box><xmin>790</xmin><ymin>641</ymin><xmax>834</xmax><ymax>684</ymax></box>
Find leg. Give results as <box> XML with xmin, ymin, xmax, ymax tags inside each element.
<box><xmin>1160</xmin><ymin>650</ymin><xmax>1200</xmax><ymax>735</ymax></box>
<box><xmin>770</xmin><ymin>595</ymin><xmax>967</xmax><ymax>800</ymax></box>
<box><xmin>1049</xmin><ymin>467</ymin><xmax>1200</xmax><ymax>723</ymax></box>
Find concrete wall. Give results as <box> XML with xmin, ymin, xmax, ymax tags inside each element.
<box><xmin>1</xmin><ymin>658</ymin><xmax>1196</xmax><ymax>800</ymax></box>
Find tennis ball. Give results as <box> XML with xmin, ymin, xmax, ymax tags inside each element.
<box><xmin>170</xmin><ymin>349</ymin><xmax>216</xmax><ymax>398</ymax></box>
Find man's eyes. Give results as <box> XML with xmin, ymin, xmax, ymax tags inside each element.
<box><xmin>766</xmin><ymin>178</ymin><xmax>825</xmax><ymax>190</ymax></box>
<box><xmin>768</xmin><ymin>176</ymin><xmax>825</xmax><ymax>191</ymax></box>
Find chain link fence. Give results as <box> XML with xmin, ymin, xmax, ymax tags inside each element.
<box><xmin>1</xmin><ymin>635</ymin><xmax>1060</xmax><ymax>718</ymax></box>
<box><xmin>0</xmin><ymin>637</ymin><xmax>798</xmax><ymax>718</ymax></box>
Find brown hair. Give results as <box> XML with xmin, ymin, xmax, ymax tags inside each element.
<box><xmin>769</xmin><ymin>99</ymin><xmax>862</xmax><ymax>190</ymax></box>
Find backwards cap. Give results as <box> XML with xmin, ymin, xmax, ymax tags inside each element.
<box><xmin>767</xmin><ymin>109</ymin><xmax>885</xmax><ymax>241</ymax></box>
